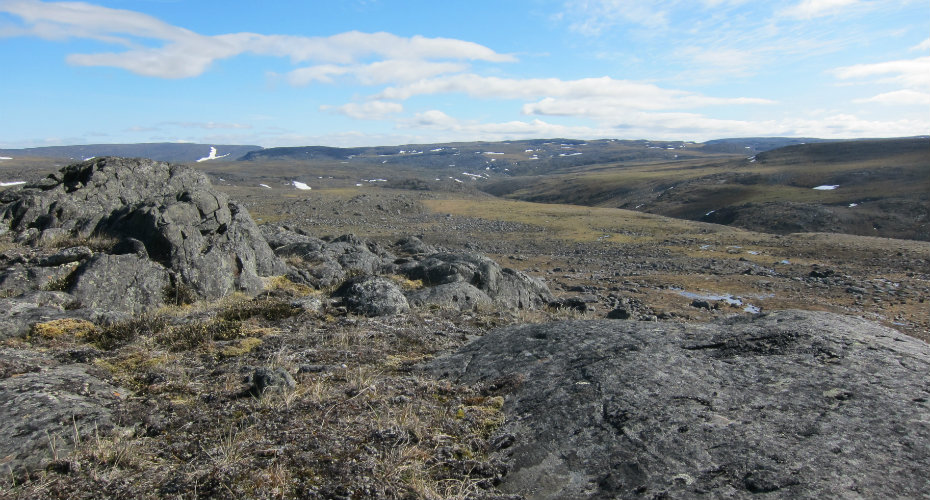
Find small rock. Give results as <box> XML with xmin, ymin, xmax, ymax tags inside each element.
<box><xmin>248</xmin><ymin>367</ymin><xmax>296</xmax><ymax>397</ymax></box>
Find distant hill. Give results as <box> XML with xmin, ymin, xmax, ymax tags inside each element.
<box><xmin>0</xmin><ymin>143</ymin><xmax>263</xmax><ymax>163</ymax></box>
<box><xmin>481</xmin><ymin>137</ymin><xmax>930</xmax><ymax>241</ymax></box>
<box><xmin>237</xmin><ymin>138</ymin><xmax>729</xmax><ymax>177</ymax></box>
<box><xmin>700</xmin><ymin>137</ymin><xmax>835</xmax><ymax>154</ymax></box>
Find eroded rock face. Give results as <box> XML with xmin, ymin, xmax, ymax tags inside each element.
<box><xmin>68</xmin><ymin>253</ymin><xmax>171</xmax><ymax>314</ymax></box>
<box><xmin>429</xmin><ymin>310</ymin><xmax>930</xmax><ymax>499</ymax></box>
<box><xmin>0</xmin><ymin>157</ymin><xmax>285</xmax><ymax>302</ymax></box>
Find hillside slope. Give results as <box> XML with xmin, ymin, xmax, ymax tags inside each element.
<box><xmin>483</xmin><ymin>137</ymin><xmax>930</xmax><ymax>241</ymax></box>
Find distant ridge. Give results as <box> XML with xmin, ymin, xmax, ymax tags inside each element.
<box><xmin>0</xmin><ymin>143</ymin><xmax>263</xmax><ymax>163</ymax></box>
<box><xmin>700</xmin><ymin>137</ymin><xmax>835</xmax><ymax>154</ymax></box>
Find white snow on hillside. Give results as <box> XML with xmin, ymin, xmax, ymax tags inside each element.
<box><xmin>196</xmin><ymin>147</ymin><xmax>230</xmax><ymax>163</ymax></box>
<box><xmin>0</xmin><ymin>156</ymin><xmax>12</xmax><ymax>160</ymax></box>
<box><xmin>1</xmin><ymin>181</ymin><xmax>26</xmax><ymax>186</ymax></box>
<box><xmin>292</xmin><ymin>181</ymin><xmax>312</xmax><ymax>190</ymax></box>
<box><xmin>813</xmin><ymin>185</ymin><xmax>839</xmax><ymax>190</ymax></box>
<box><xmin>259</xmin><ymin>184</ymin><xmax>271</xmax><ymax>189</ymax></box>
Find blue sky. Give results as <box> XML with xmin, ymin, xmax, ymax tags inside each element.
<box><xmin>1</xmin><ymin>0</ymin><xmax>928</xmax><ymax>148</ymax></box>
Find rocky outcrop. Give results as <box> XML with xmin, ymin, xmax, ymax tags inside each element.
<box><xmin>429</xmin><ymin>310</ymin><xmax>930</xmax><ymax>499</ymax></box>
<box><xmin>264</xmin><ymin>226</ymin><xmax>555</xmax><ymax>314</ymax></box>
<box><xmin>403</xmin><ymin>252</ymin><xmax>553</xmax><ymax>310</ymax></box>
<box><xmin>0</xmin><ymin>157</ymin><xmax>285</xmax><ymax>304</ymax></box>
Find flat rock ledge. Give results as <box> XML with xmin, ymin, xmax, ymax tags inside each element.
<box><xmin>429</xmin><ymin>310</ymin><xmax>930</xmax><ymax>499</ymax></box>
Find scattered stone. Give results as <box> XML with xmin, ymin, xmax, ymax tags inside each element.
<box><xmin>247</xmin><ymin>367</ymin><xmax>296</xmax><ymax>397</ymax></box>
<box><xmin>605</xmin><ymin>307</ymin><xmax>631</xmax><ymax>319</ymax></box>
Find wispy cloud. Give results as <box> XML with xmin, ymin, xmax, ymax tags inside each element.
<box><xmin>320</xmin><ymin>101</ymin><xmax>404</xmax><ymax>120</ymax></box>
<box><xmin>378</xmin><ymin>74</ymin><xmax>773</xmax><ymax>108</ymax></box>
<box><xmin>855</xmin><ymin>89</ymin><xmax>930</xmax><ymax>106</ymax></box>
<box><xmin>0</xmin><ymin>0</ymin><xmax>513</xmax><ymax>78</ymax></box>
<box><xmin>561</xmin><ymin>0</ymin><xmax>669</xmax><ymax>34</ymax></box>
<box><xmin>834</xmin><ymin>56</ymin><xmax>930</xmax><ymax>88</ymax></box>
<box><xmin>779</xmin><ymin>0</ymin><xmax>862</xmax><ymax>19</ymax></box>
<box><xmin>286</xmin><ymin>60</ymin><xmax>469</xmax><ymax>86</ymax></box>
<box><xmin>911</xmin><ymin>38</ymin><xmax>930</xmax><ymax>52</ymax></box>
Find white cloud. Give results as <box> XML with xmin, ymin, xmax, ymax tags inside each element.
<box><xmin>322</xmin><ymin>101</ymin><xmax>404</xmax><ymax>120</ymax></box>
<box><xmin>854</xmin><ymin>89</ymin><xmax>930</xmax><ymax>106</ymax></box>
<box><xmin>379</xmin><ymin>74</ymin><xmax>774</xmax><ymax>110</ymax></box>
<box><xmin>400</xmin><ymin>108</ymin><xmax>928</xmax><ymax>144</ymax></box>
<box><xmin>287</xmin><ymin>60</ymin><xmax>469</xmax><ymax>86</ymax></box>
<box><xmin>780</xmin><ymin>0</ymin><xmax>862</xmax><ymax>19</ymax></box>
<box><xmin>0</xmin><ymin>1</ymin><xmax>513</xmax><ymax>78</ymax></box>
<box><xmin>914</xmin><ymin>38</ymin><xmax>930</xmax><ymax>52</ymax></box>
<box><xmin>833</xmin><ymin>56</ymin><xmax>930</xmax><ymax>88</ymax></box>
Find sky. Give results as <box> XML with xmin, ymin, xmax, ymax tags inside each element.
<box><xmin>0</xmin><ymin>0</ymin><xmax>928</xmax><ymax>148</ymax></box>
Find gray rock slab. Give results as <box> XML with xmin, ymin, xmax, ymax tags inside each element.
<box><xmin>0</xmin><ymin>353</ymin><xmax>128</xmax><ymax>476</ymax></box>
<box><xmin>428</xmin><ymin>310</ymin><xmax>930</xmax><ymax>499</ymax></box>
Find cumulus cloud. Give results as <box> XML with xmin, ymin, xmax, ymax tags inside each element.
<box><xmin>0</xmin><ymin>0</ymin><xmax>513</xmax><ymax>78</ymax></box>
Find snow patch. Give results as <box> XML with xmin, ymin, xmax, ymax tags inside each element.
<box><xmin>196</xmin><ymin>147</ymin><xmax>229</xmax><ymax>163</ymax></box>
<box><xmin>848</xmin><ymin>203</ymin><xmax>858</xmax><ymax>207</ymax></box>
<box><xmin>813</xmin><ymin>185</ymin><xmax>839</xmax><ymax>190</ymax></box>
<box><xmin>259</xmin><ymin>184</ymin><xmax>271</xmax><ymax>189</ymax></box>
<box><xmin>292</xmin><ymin>181</ymin><xmax>312</xmax><ymax>190</ymax></box>
<box><xmin>1</xmin><ymin>181</ymin><xmax>26</xmax><ymax>187</ymax></box>
<box><xmin>0</xmin><ymin>156</ymin><xmax>12</xmax><ymax>160</ymax></box>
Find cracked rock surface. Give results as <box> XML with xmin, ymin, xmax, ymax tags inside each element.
<box><xmin>430</xmin><ymin>309</ymin><xmax>930</xmax><ymax>499</ymax></box>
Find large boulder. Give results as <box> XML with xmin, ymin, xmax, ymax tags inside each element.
<box><xmin>403</xmin><ymin>252</ymin><xmax>553</xmax><ymax>309</ymax></box>
<box><xmin>0</xmin><ymin>157</ymin><xmax>285</xmax><ymax>302</ymax></box>
<box><xmin>429</xmin><ymin>310</ymin><xmax>930</xmax><ymax>499</ymax></box>
<box><xmin>332</xmin><ymin>275</ymin><xmax>410</xmax><ymax>316</ymax></box>
<box><xmin>406</xmin><ymin>281</ymin><xmax>493</xmax><ymax>311</ymax></box>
